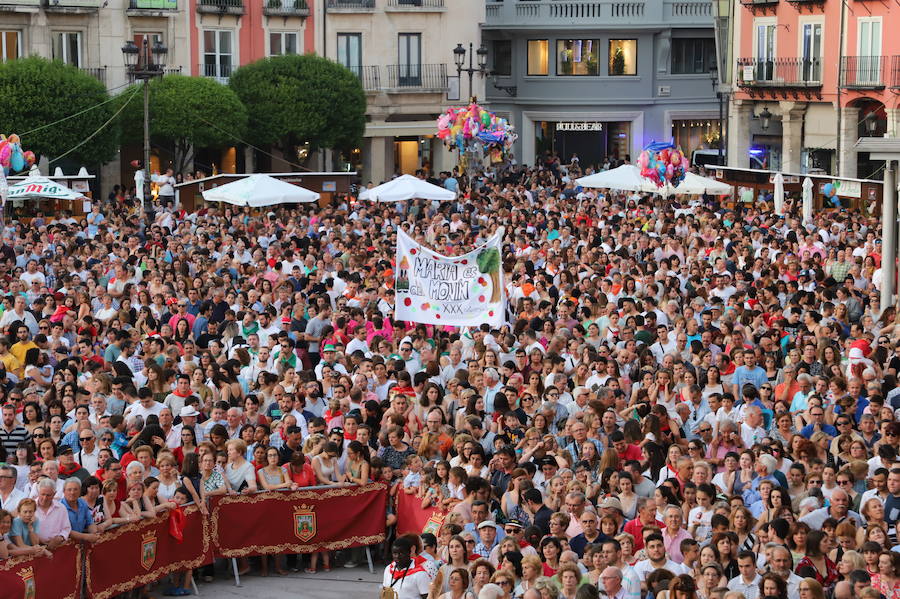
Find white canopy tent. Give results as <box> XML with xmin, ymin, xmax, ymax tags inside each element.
<box><xmin>7</xmin><ymin>175</ymin><xmax>85</xmax><ymax>201</ymax></box>
<box><xmin>575</xmin><ymin>164</ymin><xmax>645</xmax><ymax>192</ymax></box>
<box><xmin>576</xmin><ymin>165</ymin><xmax>731</xmax><ymax>196</ymax></box>
<box><xmin>358</xmin><ymin>174</ymin><xmax>456</xmax><ymax>202</ymax></box>
<box><xmin>201</xmin><ymin>174</ymin><xmax>319</xmax><ymax>207</ymax></box>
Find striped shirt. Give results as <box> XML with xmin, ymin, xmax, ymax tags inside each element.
<box><xmin>0</xmin><ymin>424</ymin><xmax>30</xmax><ymax>456</ymax></box>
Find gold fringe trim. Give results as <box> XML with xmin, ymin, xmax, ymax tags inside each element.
<box><xmin>215</xmin><ymin>534</ymin><xmax>386</xmax><ymax>558</ymax></box>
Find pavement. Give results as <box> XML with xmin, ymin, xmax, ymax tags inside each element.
<box><xmin>186</xmin><ymin>564</ymin><xmax>383</xmax><ymax>598</ymax></box>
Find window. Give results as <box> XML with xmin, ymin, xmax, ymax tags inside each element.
<box><xmin>133</xmin><ymin>33</ymin><xmax>163</xmax><ymax>68</ymax></box>
<box><xmin>0</xmin><ymin>31</ymin><xmax>20</xmax><ymax>62</ymax></box>
<box><xmin>608</xmin><ymin>39</ymin><xmax>636</xmax><ymax>75</ymax></box>
<box><xmin>671</xmin><ymin>38</ymin><xmax>715</xmax><ymax>74</ymax></box>
<box><xmin>337</xmin><ymin>33</ymin><xmax>362</xmax><ymax>76</ymax></box>
<box><xmin>800</xmin><ymin>23</ymin><xmax>822</xmax><ymax>82</ymax></box>
<box><xmin>53</xmin><ymin>32</ymin><xmax>81</xmax><ymax>67</ymax></box>
<box><xmin>857</xmin><ymin>18</ymin><xmax>882</xmax><ymax>84</ymax></box>
<box><xmin>492</xmin><ymin>40</ymin><xmax>512</xmax><ymax>76</ymax></box>
<box><xmin>557</xmin><ymin>39</ymin><xmax>599</xmax><ymax>76</ymax></box>
<box><xmin>754</xmin><ymin>22</ymin><xmax>775</xmax><ymax>80</ymax></box>
<box><xmin>398</xmin><ymin>33</ymin><xmax>421</xmax><ymax>85</ymax></box>
<box><xmin>270</xmin><ymin>32</ymin><xmax>299</xmax><ymax>56</ymax></box>
<box><xmin>203</xmin><ymin>30</ymin><xmax>233</xmax><ymax>81</ymax></box>
<box><xmin>527</xmin><ymin>39</ymin><xmax>548</xmax><ymax>76</ymax></box>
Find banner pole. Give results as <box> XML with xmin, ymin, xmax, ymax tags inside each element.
<box><xmin>231</xmin><ymin>558</ymin><xmax>242</xmax><ymax>587</ymax></box>
<box><xmin>365</xmin><ymin>546</ymin><xmax>374</xmax><ymax>574</ymax></box>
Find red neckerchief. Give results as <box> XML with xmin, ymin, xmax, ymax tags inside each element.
<box><xmin>389</xmin><ymin>559</ymin><xmax>425</xmax><ymax>581</ymax></box>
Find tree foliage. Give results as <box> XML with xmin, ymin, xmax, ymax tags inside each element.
<box><xmin>228</xmin><ymin>54</ymin><xmax>366</xmax><ymax>152</ymax></box>
<box><xmin>0</xmin><ymin>57</ymin><xmax>118</xmax><ymax>165</ymax></box>
<box><xmin>118</xmin><ymin>75</ymin><xmax>248</xmax><ymax>175</ymax></box>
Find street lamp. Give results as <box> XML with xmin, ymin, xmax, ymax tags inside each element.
<box><xmin>122</xmin><ymin>38</ymin><xmax>167</xmax><ymax>218</ymax></box>
<box><xmin>865</xmin><ymin>111</ymin><xmax>879</xmax><ymax>135</ymax></box>
<box><xmin>709</xmin><ymin>66</ymin><xmax>725</xmax><ymax>165</ymax></box>
<box><xmin>453</xmin><ymin>42</ymin><xmax>488</xmax><ymax>102</ymax></box>
<box><xmin>759</xmin><ymin>107</ymin><xmax>772</xmax><ymax>132</ymax></box>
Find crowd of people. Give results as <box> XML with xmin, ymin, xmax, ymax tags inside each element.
<box><xmin>0</xmin><ymin>160</ymin><xmax>897</xmax><ymax>599</ymax></box>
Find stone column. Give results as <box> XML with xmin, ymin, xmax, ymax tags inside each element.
<box><xmin>779</xmin><ymin>101</ymin><xmax>807</xmax><ymax>173</ymax></box>
<box><xmin>838</xmin><ymin>105</ymin><xmax>860</xmax><ymax>179</ymax></box>
<box><xmin>886</xmin><ymin>108</ymin><xmax>900</xmax><ymax>139</ymax></box>
<box><xmin>727</xmin><ymin>99</ymin><xmax>753</xmax><ymax>168</ymax></box>
<box><xmin>366</xmin><ymin>136</ymin><xmax>393</xmax><ymax>185</ymax></box>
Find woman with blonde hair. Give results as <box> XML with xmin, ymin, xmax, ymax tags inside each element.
<box><xmin>516</xmin><ymin>554</ymin><xmax>543</xmax><ymax>597</ymax></box>
<box><xmin>728</xmin><ymin>505</ymin><xmax>758</xmax><ymax>552</ymax></box>
<box><xmin>798</xmin><ymin>578</ymin><xmax>825</xmax><ymax>599</ymax></box>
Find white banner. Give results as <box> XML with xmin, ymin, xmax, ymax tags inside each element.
<box><xmin>395</xmin><ymin>228</ymin><xmax>505</xmax><ymax>327</ymax></box>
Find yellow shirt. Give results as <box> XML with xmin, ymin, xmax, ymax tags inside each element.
<box><xmin>0</xmin><ymin>351</ymin><xmax>21</xmax><ymax>378</ymax></box>
<box><xmin>10</xmin><ymin>341</ymin><xmax>36</xmax><ymax>377</ymax></box>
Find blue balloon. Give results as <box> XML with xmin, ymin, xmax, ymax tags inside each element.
<box><xmin>830</xmin><ymin>195</ymin><xmax>841</xmax><ymax>208</ymax></box>
<box><xmin>10</xmin><ymin>150</ymin><xmax>24</xmax><ymax>173</ymax></box>
<box><xmin>823</xmin><ymin>183</ymin><xmax>834</xmax><ymax>197</ymax></box>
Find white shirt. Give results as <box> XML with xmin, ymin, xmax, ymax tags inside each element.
<box><xmin>124</xmin><ymin>401</ymin><xmax>165</xmax><ymax>426</ymax></box>
<box><xmin>0</xmin><ymin>486</ymin><xmax>26</xmax><ymax>514</ymax></box>
<box><xmin>727</xmin><ymin>574</ymin><xmax>761</xmax><ymax>599</ymax></box>
<box><xmin>382</xmin><ymin>564</ymin><xmax>431</xmax><ymax>599</ymax></box>
<box><xmin>75</xmin><ymin>446</ymin><xmax>101</xmax><ymax>474</ymax></box>
<box><xmin>633</xmin><ymin>558</ymin><xmax>689</xmax><ymax>581</ymax></box>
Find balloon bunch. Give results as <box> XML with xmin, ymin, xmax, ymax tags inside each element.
<box><xmin>637</xmin><ymin>141</ymin><xmax>688</xmax><ymax>189</ymax></box>
<box><xmin>436</xmin><ymin>102</ymin><xmax>517</xmax><ymax>153</ymax></box>
<box><xmin>0</xmin><ymin>134</ymin><xmax>35</xmax><ymax>176</ymax></box>
<box><xmin>823</xmin><ymin>182</ymin><xmax>841</xmax><ymax>208</ymax></box>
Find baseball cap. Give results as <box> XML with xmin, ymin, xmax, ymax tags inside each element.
<box><xmin>477</xmin><ymin>520</ymin><xmax>497</xmax><ymax>530</ymax></box>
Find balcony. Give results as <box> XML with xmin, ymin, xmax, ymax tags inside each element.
<box><xmin>841</xmin><ymin>56</ymin><xmax>886</xmax><ymax>90</ymax></box>
<box><xmin>484</xmin><ymin>0</ymin><xmax>713</xmax><ymax>29</ymax></box>
<box><xmin>81</xmin><ymin>67</ymin><xmax>107</xmax><ymax>85</ymax></box>
<box><xmin>736</xmin><ymin>57</ymin><xmax>823</xmax><ymax>90</ymax></box>
<box><xmin>200</xmin><ymin>62</ymin><xmax>233</xmax><ymax>85</ymax></box>
<box><xmin>326</xmin><ymin>0</ymin><xmax>375</xmax><ymax>11</ymax></box>
<box><xmin>385</xmin><ymin>64</ymin><xmax>447</xmax><ymax>92</ymax></box>
<box><xmin>0</xmin><ymin>0</ymin><xmax>41</xmax><ymax>11</ymax></box>
<box><xmin>127</xmin><ymin>0</ymin><xmax>177</xmax><ymax>15</ymax></box>
<box><xmin>264</xmin><ymin>0</ymin><xmax>309</xmax><ymax>16</ymax></box>
<box><xmin>197</xmin><ymin>0</ymin><xmax>244</xmax><ymax>15</ymax></box>
<box><xmin>43</xmin><ymin>0</ymin><xmax>100</xmax><ymax>11</ymax></box>
<box><xmin>893</xmin><ymin>56</ymin><xmax>900</xmax><ymax>89</ymax></box>
<box><xmin>347</xmin><ymin>65</ymin><xmax>381</xmax><ymax>92</ymax></box>
<box><xmin>386</xmin><ymin>0</ymin><xmax>445</xmax><ymax>10</ymax></box>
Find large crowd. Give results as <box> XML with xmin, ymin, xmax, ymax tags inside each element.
<box><xmin>0</xmin><ymin>158</ymin><xmax>898</xmax><ymax>599</ymax></box>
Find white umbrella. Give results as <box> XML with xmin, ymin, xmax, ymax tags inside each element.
<box><xmin>575</xmin><ymin>164</ymin><xmax>645</xmax><ymax>192</ymax></box>
<box><xmin>359</xmin><ymin>174</ymin><xmax>456</xmax><ymax>202</ymax></box>
<box><xmin>773</xmin><ymin>173</ymin><xmax>785</xmax><ymax>216</ymax></box>
<box><xmin>201</xmin><ymin>174</ymin><xmax>319</xmax><ymax>207</ymax></box>
<box><xmin>666</xmin><ymin>172</ymin><xmax>732</xmax><ymax>196</ymax></box>
<box><xmin>802</xmin><ymin>177</ymin><xmax>814</xmax><ymax>223</ymax></box>
<box><xmin>7</xmin><ymin>175</ymin><xmax>84</xmax><ymax>200</ymax></box>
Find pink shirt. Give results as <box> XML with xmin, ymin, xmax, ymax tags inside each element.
<box><xmin>37</xmin><ymin>500</ymin><xmax>71</xmax><ymax>542</ymax></box>
<box><xmin>662</xmin><ymin>526</ymin><xmax>692</xmax><ymax>563</ymax></box>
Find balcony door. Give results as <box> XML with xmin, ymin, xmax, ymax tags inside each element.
<box><xmin>857</xmin><ymin>19</ymin><xmax>882</xmax><ymax>85</ymax></box>
<box><xmin>754</xmin><ymin>22</ymin><xmax>775</xmax><ymax>81</ymax></box>
<box><xmin>398</xmin><ymin>33</ymin><xmax>421</xmax><ymax>86</ymax></box>
<box><xmin>204</xmin><ymin>30</ymin><xmax>233</xmax><ymax>82</ymax></box>
<box><xmin>53</xmin><ymin>32</ymin><xmax>81</xmax><ymax>68</ymax></box>
<box><xmin>801</xmin><ymin>23</ymin><xmax>822</xmax><ymax>82</ymax></box>
<box><xmin>337</xmin><ymin>33</ymin><xmax>362</xmax><ymax>78</ymax></box>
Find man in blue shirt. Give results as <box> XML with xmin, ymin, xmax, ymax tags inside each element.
<box><xmin>61</xmin><ymin>479</ymin><xmax>99</xmax><ymax>543</ymax></box>
<box><xmin>730</xmin><ymin>350</ymin><xmax>767</xmax><ymax>401</ymax></box>
<box><xmin>799</xmin><ymin>406</ymin><xmax>837</xmax><ymax>439</ymax></box>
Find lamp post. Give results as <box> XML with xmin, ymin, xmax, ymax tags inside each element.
<box><xmin>452</xmin><ymin>42</ymin><xmax>488</xmax><ymax>102</ymax></box>
<box><xmin>709</xmin><ymin>66</ymin><xmax>725</xmax><ymax>165</ymax></box>
<box><xmin>865</xmin><ymin>111</ymin><xmax>879</xmax><ymax>136</ymax></box>
<box><xmin>122</xmin><ymin>38</ymin><xmax>167</xmax><ymax>218</ymax></box>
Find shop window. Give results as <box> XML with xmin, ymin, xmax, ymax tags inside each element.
<box><xmin>557</xmin><ymin>39</ymin><xmax>599</xmax><ymax>76</ymax></box>
<box><xmin>608</xmin><ymin>39</ymin><xmax>636</xmax><ymax>76</ymax></box>
<box><xmin>527</xmin><ymin>39</ymin><xmax>548</xmax><ymax>76</ymax></box>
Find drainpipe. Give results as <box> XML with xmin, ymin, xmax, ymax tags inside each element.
<box><xmin>835</xmin><ymin>0</ymin><xmax>846</xmax><ymax>175</ymax></box>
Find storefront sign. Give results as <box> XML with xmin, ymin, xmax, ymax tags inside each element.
<box><xmin>835</xmin><ymin>179</ymin><xmax>861</xmax><ymax>198</ymax></box>
<box><xmin>555</xmin><ymin>122</ymin><xmax>603</xmax><ymax>132</ymax></box>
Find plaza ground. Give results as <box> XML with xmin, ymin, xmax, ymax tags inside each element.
<box><xmin>189</xmin><ymin>565</ymin><xmax>382</xmax><ymax>598</ymax></box>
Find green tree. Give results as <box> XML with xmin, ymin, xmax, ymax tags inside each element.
<box><xmin>476</xmin><ymin>247</ymin><xmax>501</xmax><ymax>303</ymax></box>
<box><xmin>228</xmin><ymin>54</ymin><xmax>366</xmax><ymax>154</ymax></box>
<box><xmin>118</xmin><ymin>75</ymin><xmax>247</xmax><ymax>175</ymax></box>
<box><xmin>0</xmin><ymin>57</ymin><xmax>118</xmax><ymax>165</ymax></box>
